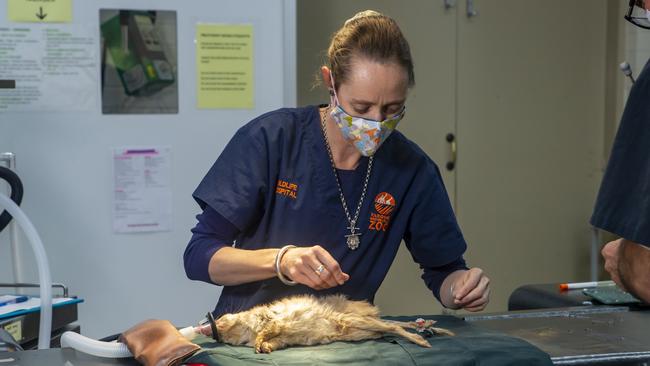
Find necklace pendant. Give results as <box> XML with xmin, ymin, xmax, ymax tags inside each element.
<box><xmin>346</xmin><ymin>234</ymin><xmax>360</xmax><ymax>250</ymax></box>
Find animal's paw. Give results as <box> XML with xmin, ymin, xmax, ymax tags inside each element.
<box><xmin>412</xmin><ymin>318</ymin><xmax>437</xmax><ymax>328</ymax></box>
<box><xmin>255</xmin><ymin>341</ymin><xmax>274</xmax><ymax>353</ymax></box>
<box><xmin>422</xmin><ymin>319</ymin><xmax>436</xmax><ymax>327</ymax></box>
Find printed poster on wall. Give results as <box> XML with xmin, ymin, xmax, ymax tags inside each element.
<box><xmin>0</xmin><ymin>24</ymin><xmax>97</xmax><ymax>111</ymax></box>
<box><xmin>196</xmin><ymin>23</ymin><xmax>254</xmax><ymax>109</ymax></box>
<box><xmin>112</xmin><ymin>147</ymin><xmax>172</xmax><ymax>233</ymax></box>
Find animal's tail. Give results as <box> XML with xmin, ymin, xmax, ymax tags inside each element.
<box><xmin>346</xmin><ymin>316</ymin><xmax>432</xmax><ymax>348</ymax></box>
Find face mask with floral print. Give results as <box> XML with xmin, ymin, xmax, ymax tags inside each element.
<box><xmin>329</xmin><ymin>74</ymin><xmax>406</xmax><ymax>157</ymax></box>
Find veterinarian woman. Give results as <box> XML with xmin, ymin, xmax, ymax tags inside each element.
<box><xmin>184</xmin><ymin>10</ymin><xmax>491</xmax><ymax>317</ymax></box>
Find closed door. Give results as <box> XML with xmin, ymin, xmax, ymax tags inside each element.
<box><xmin>455</xmin><ymin>0</ymin><xmax>607</xmax><ymax>312</ymax></box>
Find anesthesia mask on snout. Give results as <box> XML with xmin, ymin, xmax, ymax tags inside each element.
<box><xmin>329</xmin><ymin>74</ymin><xmax>406</xmax><ymax>157</ymax></box>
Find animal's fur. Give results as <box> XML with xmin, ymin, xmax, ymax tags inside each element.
<box><xmin>214</xmin><ymin>294</ymin><xmax>454</xmax><ymax>353</ymax></box>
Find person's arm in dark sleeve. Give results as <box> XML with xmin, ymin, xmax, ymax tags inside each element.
<box><xmin>421</xmin><ymin>257</ymin><xmax>469</xmax><ymax>305</ymax></box>
<box><xmin>404</xmin><ymin>159</ymin><xmax>489</xmax><ymax>311</ymax></box>
<box><xmin>184</xmin><ymin>205</ymin><xmax>239</xmax><ymax>284</ymax></box>
<box><xmin>189</xmin><ymin>125</ymin><xmax>279</xmax><ymax>285</ymax></box>
<box><xmin>185</xmin><ymin>204</ymin><xmax>289</xmax><ymax>286</ymax></box>
<box><xmin>403</xmin><ymin>161</ymin><xmax>468</xmax><ymax>307</ymax></box>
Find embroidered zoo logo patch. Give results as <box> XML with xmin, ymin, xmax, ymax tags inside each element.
<box><xmin>369</xmin><ymin>192</ymin><xmax>396</xmax><ymax>232</ymax></box>
<box><xmin>374</xmin><ymin>192</ymin><xmax>396</xmax><ymax>215</ymax></box>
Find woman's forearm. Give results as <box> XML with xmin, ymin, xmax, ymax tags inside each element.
<box><xmin>209</xmin><ymin>246</ymin><xmax>280</xmax><ymax>285</ymax></box>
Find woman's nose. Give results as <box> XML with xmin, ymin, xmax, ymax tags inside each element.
<box><xmin>369</xmin><ymin>111</ymin><xmax>386</xmax><ymax>122</ymax></box>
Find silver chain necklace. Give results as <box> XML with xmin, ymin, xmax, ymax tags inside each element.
<box><xmin>320</xmin><ymin>106</ymin><xmax>373</xmax><ymax>250</ymax></box>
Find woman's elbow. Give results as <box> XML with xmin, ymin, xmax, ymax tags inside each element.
<box><xmin>183</xmin><ymin>242</ymin><xmax>206</xmax><ymax>281</ymax></box>
<box><xmin>183</xmin><ymin>249</ymin><xmax>198</xmax><ymax>280</ymax></box>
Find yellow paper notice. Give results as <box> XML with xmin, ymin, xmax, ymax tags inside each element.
<box><xmin>196</xmin><ymin>24</ymin><xmax>254</xmax><ymax>109</ymax></box>
<box><xmin>8</xmin><ymin>0</ymin><xmax>72</xmax><ymax>23</ymax></box>
<box><xmin>4</xmin><ymin>320</ymin><xmax>22</xmax><ymax>342</ymax></box>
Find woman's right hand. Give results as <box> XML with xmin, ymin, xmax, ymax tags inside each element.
<box><xmin>279</xmin><ymin>245</ymin><xmax>350</xmax><ymax>290</ymax></box>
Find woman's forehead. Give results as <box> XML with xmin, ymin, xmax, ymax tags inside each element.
<box><xmin>338</xmin><ymin>59</ymin><xmax>409</xmax><ymax>99</ymax></box>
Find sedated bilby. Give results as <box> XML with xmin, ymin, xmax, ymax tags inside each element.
<box><xmin>207</xmin><ymin>294</ymin><xmax>454</xmax><ymax>353</ymax></box>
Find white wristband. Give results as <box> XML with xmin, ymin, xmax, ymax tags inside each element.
<box><xmin>275</xmin><ymin>245</ymin><xmax>297</xmax><ymax>286</ymax></box>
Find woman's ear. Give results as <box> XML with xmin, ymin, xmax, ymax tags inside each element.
<box><xmin>321</xmin><ymin>66</ymin><xmax>333</xmax><ymax>90</ymax></box>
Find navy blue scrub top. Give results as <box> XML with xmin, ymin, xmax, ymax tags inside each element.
<box><xmin>192</xmin><ymin>105</ymin><xmax>467</xmax><ymax>317</ymax></box>
<box><xmin>591</xmin><ymin>60</ymin><xmax>650</xmax><ymax>246</ymax></box>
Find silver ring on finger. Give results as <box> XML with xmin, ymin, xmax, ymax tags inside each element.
<box><xmin>315</xmin><ymin>264</ymin><xmax>325</xmax><ymax>276</ymax></box>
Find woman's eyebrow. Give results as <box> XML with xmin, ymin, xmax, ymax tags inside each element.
<box><xmin>349</xmin><ymin>98</ymin><xmax>406</xmax><ymax>106</ymax></box>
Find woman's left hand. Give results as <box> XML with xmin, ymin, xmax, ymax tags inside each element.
<box><xmin>451</xmin><ymin>268</ymin><xmax>490</xmax><ymax>312</ymax></box>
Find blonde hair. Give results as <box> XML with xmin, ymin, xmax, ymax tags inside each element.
<box><xmin>327</xmin><ymin>10</ymin><xmax>415</xmax><ymax>89</ymax></box>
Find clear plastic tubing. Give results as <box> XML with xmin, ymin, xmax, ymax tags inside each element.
<box><xmin>60</xmin><ymin>323</ymin><xmax>214</xmax><ymax>358</ymax></box>
<box><xmin>60</xmin><ymin>331</ymin><xmax>132</xmax><ymax>358</ymax></box>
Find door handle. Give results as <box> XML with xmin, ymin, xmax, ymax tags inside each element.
<box><xmin>443</xmin><ymin>0</ymin><xmax>455</xmax><ymax>9</ymax></box>
<box><xmin>467</xmin><ymin>0</ymin><xmax>478</xmax><ymax>18</ymax></box>
<box><xmin>446</xmin><ymin>133</ymin><xmax>457</xmax><ymax>171</ymax></box>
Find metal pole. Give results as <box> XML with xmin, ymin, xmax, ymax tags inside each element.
<box><xmin>590</xmin><ymin>226</ymin><xmax>600</xmax><ymax>282</ymax></box>
<box><xmin>0</xmin><ymin>152</ymin><xmax>24</xmax><ymax>289</ymax></box>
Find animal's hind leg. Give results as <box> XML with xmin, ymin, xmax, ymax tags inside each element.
<box><xmin>340</xmin><ymin>315</ymin><xmax>431</xmax><ymax>348</ymax></box>
<box><xmin>385</xmin><ymin>319</ymin><xmax>455</xmax><ymax>336</ymax></box>
<box><xmin>384</xmin><ymin>319</ymin><xmax>434</xmax><ymax>330</ymax></box>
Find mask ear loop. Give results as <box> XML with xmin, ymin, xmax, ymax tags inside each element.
<box><xmin>329</xmin><ymin>71</ymin><xmax>340</xmax><ymax>107</ymax></box>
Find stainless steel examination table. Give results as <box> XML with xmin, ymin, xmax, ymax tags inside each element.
<box><xmin>465</xmin><ymin>306</ymin><xmax>650</xmax><ymax>365</ymax></box>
